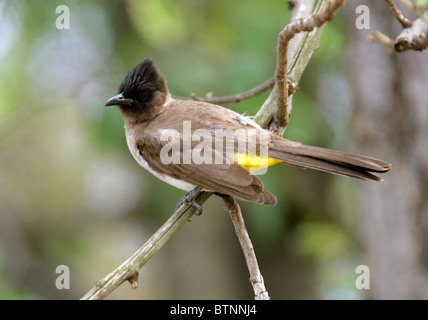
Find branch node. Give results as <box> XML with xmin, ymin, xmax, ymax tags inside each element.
<box><xmin>95</xmin><ymin>280</ymin><xmax>105</xmax><ymax>289</ymax></box>
<box><xmin>394</xmin><ymin>17</ymin><xmax>428</xmax><ymax>52</ymax></box>
<box><xmin>128</xmin><ymin>274</ymin><xmax>139</xmax><ymax>290</ymax></box>
<box><xmin>287</xmin><ymin>0</ymin><xmax>296</xmax><ymax>11</ymax></box>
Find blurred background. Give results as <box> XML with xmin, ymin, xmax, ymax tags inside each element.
<box><xmin>1</xmin><ymin>0</ymin><xmax>427</xmax><ymax>299</ymax></box>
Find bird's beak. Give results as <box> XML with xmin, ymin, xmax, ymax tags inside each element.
<box><xmin>105</xmin><ymin>93</ymin><xmax>133</xmax><ymax>107</ymax></box>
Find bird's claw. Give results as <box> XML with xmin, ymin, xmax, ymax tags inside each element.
<box><xmin>175</xmin><ymin>187</ymin><xmax>203</xmax><ymax>215</ymax></box>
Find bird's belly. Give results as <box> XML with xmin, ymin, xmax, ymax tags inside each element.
<box><xmin>139</xmin><ymin>157</ymin><xmax>196</xmax><ymax>191</ymax></box>
<box><xmin>127</xmin><ymin>135</ymin><xmax>196</xmax><ymax>192</ymax></box>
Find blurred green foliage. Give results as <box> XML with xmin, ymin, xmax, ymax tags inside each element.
<box><xmin>0</xmin><ymin>0</ymin><xmax>366</xmax><ymax>299</ymax></box>
<box><xmin>416</xmin><ymin>0</ymin><xmax>428</xmax><ymax>9</ymax></box>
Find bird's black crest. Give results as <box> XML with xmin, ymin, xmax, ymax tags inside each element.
<box><xmin>119</xmin><ymin>59</ymin><xmax>167</xmax><ymax>95</ymax></box>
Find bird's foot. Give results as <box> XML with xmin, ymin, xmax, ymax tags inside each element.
<box><xmin>175</xmin><ymin>187</ymin><xmax>203</xmax><ymax>215</ymax></box>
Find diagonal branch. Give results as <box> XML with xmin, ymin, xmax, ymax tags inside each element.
<box><xmin>81</xmin><ymin>192</ymin><xmax>212</xmax><ymax>300</ymax></box>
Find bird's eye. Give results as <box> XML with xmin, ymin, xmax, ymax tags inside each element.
<box><xmin>139</xmin><ymin>89</ymin><xmax>150</xmax><ymax>102</ymax></box>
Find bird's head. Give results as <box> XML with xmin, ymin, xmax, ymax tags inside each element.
<box><xmin>105</xmin><ymin>59</ymin><xmax>169</xmax><ymax>122</ymax></box>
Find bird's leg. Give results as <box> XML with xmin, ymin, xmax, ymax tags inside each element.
<box><xmin>175</xmin><ymin>187</ymin><xmax>203</xmax><ymax>215</ymax></box>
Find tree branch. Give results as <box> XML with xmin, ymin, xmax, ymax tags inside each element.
<box><xmin>385</xmin><ymin>0</ymin><xmax>413</xmax><ymax>28</ymax></box>
<box><xmin>81</xmin><ymin>191</ymin><xmax>212</xmax><ymax>300</ymax></box>
<box><xmin>398</xmin><ymin>0</ymin><xmax>428</xmax><ymax>23</ymax></box>
<box><xmin>372</xmin><ymin>0</ymin><xmax>428</xmax><ymax>52</ymax></box>
<box><xmin>368</xmin><ymin>31</ymin><xmax>395</xmax><ymax>51</ymax></box>
<box><xmin>253</xmin><ymin>0</ymin><xmax>345</xmax><ymax>134</ymax></box>
<box><xmin>174</xmin><ymin>77</ymin><xmax>275</xmax><ymax>104</ymax></box>
<box><xmin>272</xmin><ymin>0</ymin><xmax>345</xmax><ymax>135</ymax></box>
<box><xmin>395</xmin><ymin>17</ymin><xmax>428</xmax><ymax>51</ymax></box>
<box><xmin>222</xmin><ymin>195</ymin><xmax>270</xmax><ymax>300</ymax></box>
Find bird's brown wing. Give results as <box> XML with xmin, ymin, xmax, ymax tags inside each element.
<box><xmin>136</xmin><ymin>130</ymin><xmax>276</xmax><ymax>205</ymax></box>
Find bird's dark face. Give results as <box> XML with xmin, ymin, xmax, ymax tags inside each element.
<box><xmin>105</xmin><ymin>59</ymin><xmax>169</xmax><ymax>122</ymax></box>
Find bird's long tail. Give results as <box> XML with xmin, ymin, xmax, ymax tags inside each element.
<box><xmin>268</xmin><ymin>136</ymin><xmax>391</xmax><ymax>181</ymax></box>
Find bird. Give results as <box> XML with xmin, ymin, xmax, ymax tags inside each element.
<box><xmin>105</xmin><ymin>59</ymin><xmax>391</xmax><ymax>209</ymax></box>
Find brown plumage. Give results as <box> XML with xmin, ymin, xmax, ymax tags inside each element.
<box><xmin>105</xmin><ymin>59</ymin><xmax>391</xmax><ymax>206</ymax></box>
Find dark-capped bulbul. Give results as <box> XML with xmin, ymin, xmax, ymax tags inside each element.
<box><xmin>105</xmin><ymin>59</ymin><xmax>391</xmax><ymax>206</ymax></box>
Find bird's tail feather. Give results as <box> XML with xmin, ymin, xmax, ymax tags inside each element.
<box><xmin>269</xmin><ymin>137</ymin><xmax>391</xmax><ymax>181</ymax></box>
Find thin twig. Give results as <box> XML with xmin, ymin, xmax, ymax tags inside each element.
<box><xmin>399</xmin><ymin>0</ymin><xmax>428</xmax><ymax>23</ymax></box>
<box><xmin>222</xmin><ymin>195</ymin><xmax>270</xmax><ymax>300</ymax></box>
<box><xmin>174</xmin><ymin>77</ymin><xmax>275</xmax><ymax>104</ymax></box>
<box><xmin>368</xmin><ymin>31</ymin><xmax>395</xmax><ymax>51</ymax></box>
<box><xmin>271</xmin><ymin>0</ymin><xmax>345</xmax><ymax>135</ymax></box>
<box><xmin>385</xmin><ymin>0</ymin><xmax>413</xmax><ymax>28</ymax></box>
